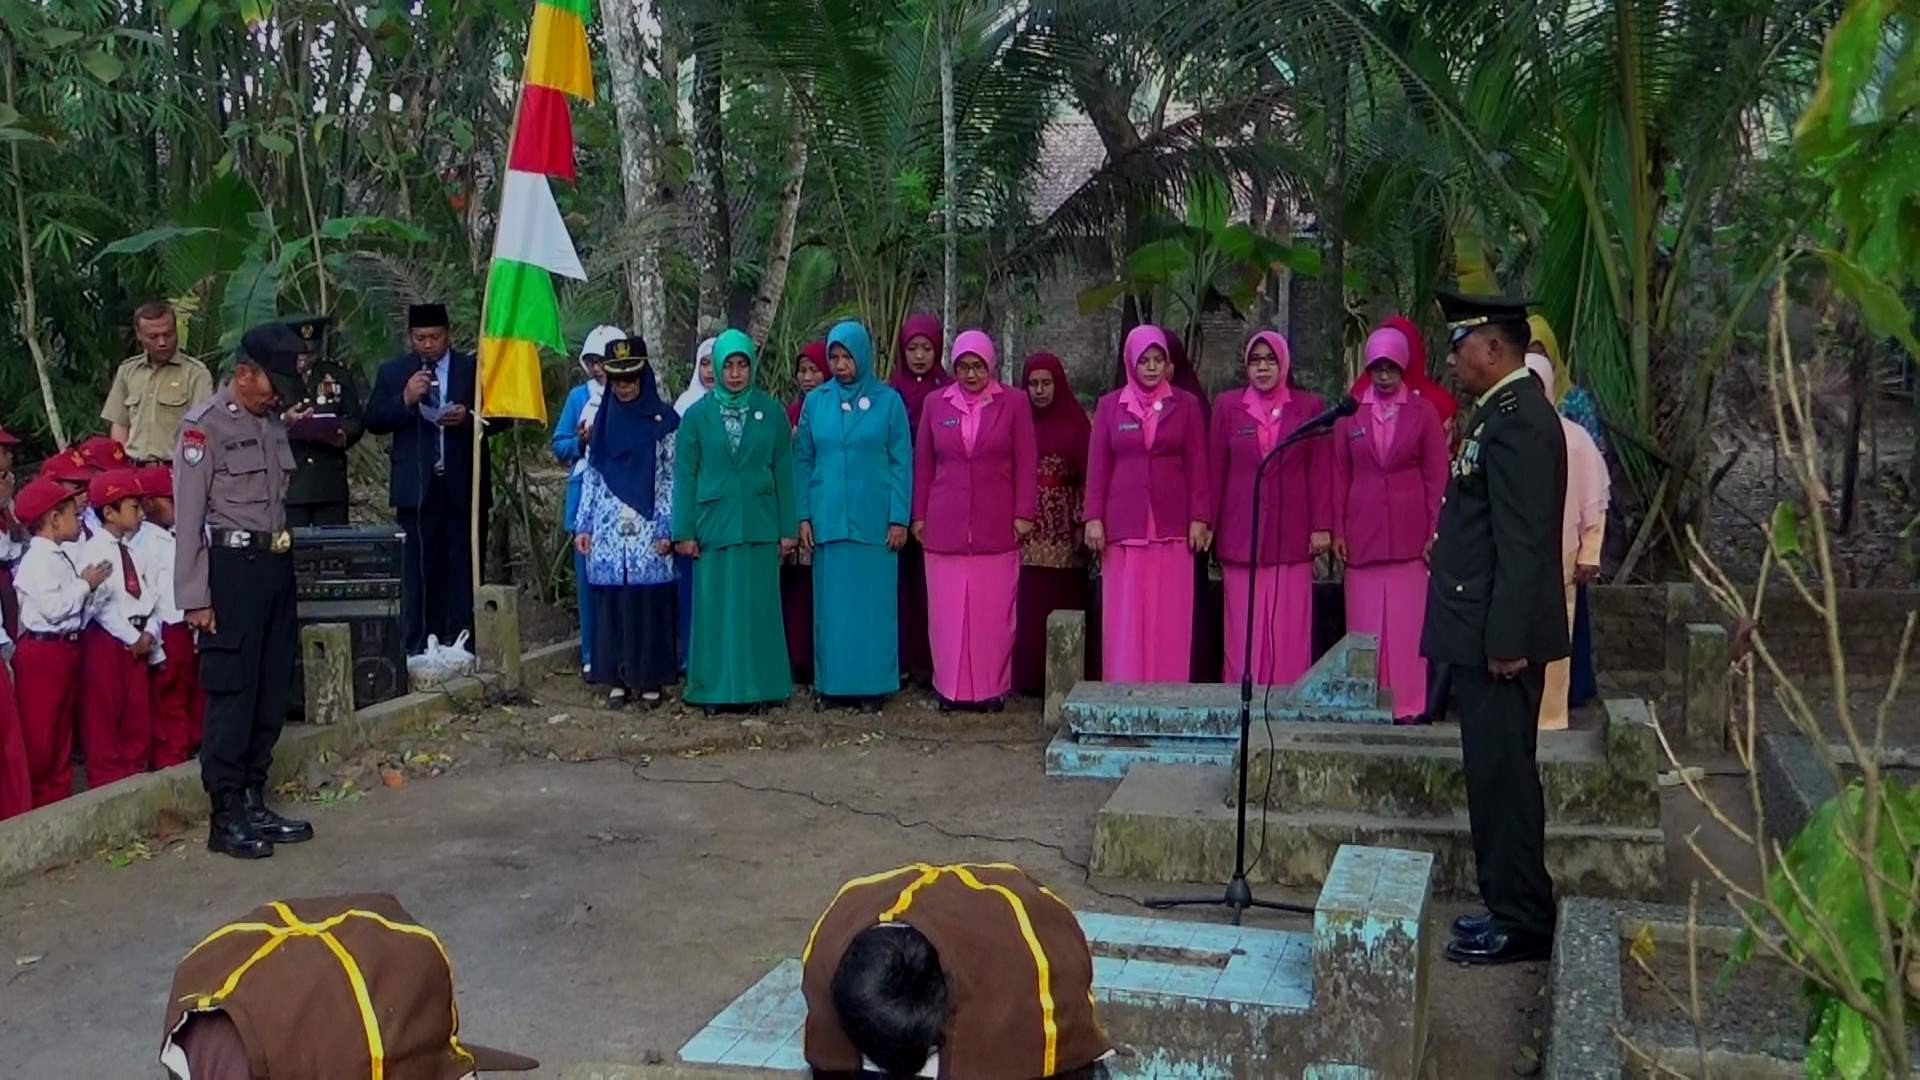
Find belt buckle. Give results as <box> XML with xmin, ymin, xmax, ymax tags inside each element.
<box><xmin>270</xmin><ymin>530</ymin><xmax>292</xmax><ymax>554</ymax></box>
<box><xmin>225</xmin><ymin>530</ymin><xmax>252</xmax><ymax>549</ymax></box>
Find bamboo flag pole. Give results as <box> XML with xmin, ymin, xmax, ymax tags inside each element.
<box><xmin>472</xmin><ymin>91</ymin><xmax>530</xmax><ymax>603</ymax></box>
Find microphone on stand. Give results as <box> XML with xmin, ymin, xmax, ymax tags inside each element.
<box><xmin>1282</xmin><ymin>394</ymin><xmax>1361</xmax><ymax>444</ymax></box>
<box><xmin>1144</xmin><ymin>392</ymin><xmax>1358</xmax><ymax>923</ymax></box>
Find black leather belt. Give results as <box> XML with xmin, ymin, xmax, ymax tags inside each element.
<box><xmin>211</xmin><ymin>527</ymin><xmax>293</xmax><ymax>553</ymax></box>
<box><xmin>19</xmin><ymin>629</ymin><xmax>80</xmax><ymax>643</ymax></box>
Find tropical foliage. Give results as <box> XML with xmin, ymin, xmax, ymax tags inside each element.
<box><xmin>0</xmin><ymin>0</ymin><xmax>1913</xmax><ymax>575</ymax></box>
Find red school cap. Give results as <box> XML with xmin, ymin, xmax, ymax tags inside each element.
<box><xmin>77</xmin><ymin>435</ymin><xmax>130</xmax><ymax>472</ymax></box>
<box><xmin>88</xmin><ymin>468</ymin><xmax>142</xmax><ymax>511</ymax></box>
<box><xmin>135</xmin><ymin>463</ymin><xmax>174</xmax><ymax>500</ymax></box>
<box><xmin>15</xmin><ymin>477</ymin><xmax>77</xmax><ymax>527</ymax></box>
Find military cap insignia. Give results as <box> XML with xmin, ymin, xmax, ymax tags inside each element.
<box><xmin>299</xmin><ymin>322</ymin><xmax>316</xmax><ymax>340</ymax></box>
<box><xmin>611</xmin><ymin>340</ymin><xmax>632</xmax><ymax>359</ymax></box>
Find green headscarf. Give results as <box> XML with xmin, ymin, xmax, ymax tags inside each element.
<box><xmin>825</xmin><ymin>319</ymin><xmax>879</xmax><ymax>402</ymax></box>
<box><xmin>709</xmin><ymin>327</ymin><xmax>757</xmax><ymax>410</ymax></box>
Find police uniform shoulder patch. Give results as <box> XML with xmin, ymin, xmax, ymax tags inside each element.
<box><xmin>182</xmin><ymin>427</ymin><xmax>207</xmax><ymax>467</ymax></box>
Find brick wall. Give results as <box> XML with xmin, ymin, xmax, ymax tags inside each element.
<box><xmin>1590</xmin><ymin>584</ymin><xmax>1918</xmax><ymax>678</ymax></box>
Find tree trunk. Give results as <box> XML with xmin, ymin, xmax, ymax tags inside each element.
<box><xmin>601</xmin><ymin>0</ymin><xmax>665</xmax><ymax>349</ymax></box>
<box><xmin>4</xmin><ymin>38</ymin><xmax>66</xmax><ymax>448</ymax></box>
<box><xmin>939</xmin><ymin>2</ymin><xmax>958</xmax><ymax>356</ymax></box>
<box><xmin>690</xmin><ymin>21</ymin><xmax>729</xmax><ymax>339</ymax></box>
<box><xmin>746</xmin><ymin>92</ymin><xmax>808</xmax><ymax>350</ymax></box>
<box><xmin>1320</xmin><ymin>52</ymin><xmax>1349</xmax><ymax>367</ymax></box>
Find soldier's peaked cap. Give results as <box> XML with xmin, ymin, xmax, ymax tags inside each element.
<box><xmin>1436</xmin><ymin>289</ymin><xmax>1534</xmax><ymax>345</ymax></box>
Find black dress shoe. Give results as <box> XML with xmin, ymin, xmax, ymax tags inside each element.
<box><xmin>245</xmin><ymin>786</ymin><xmax>314</xmax><ymax>844</ymax></box>
<box><xmin>1453</xmin><ymin>911</ymin><xmax>1494</xmax><ymax>937</ymax></box>
<box><xmin>1446</xmin><ymin>929</ymin><xmax>1551</xmax><ymax>965</ymax></box>
<box><xmin>208</xmin><ymin>792</ymin><xmax>272</xmax><ymax>860</ymax></box>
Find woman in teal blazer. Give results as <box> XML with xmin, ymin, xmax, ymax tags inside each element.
<box><xmin>672</xmin><ymin>329</ymin><xmax>799</xmax><ymax>711</ymax></box>
<box><xmin>794</xmin><ymin>319</ymin><xmax>913</xmax><ymax>710</ymax></box>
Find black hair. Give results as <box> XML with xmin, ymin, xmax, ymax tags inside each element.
<box><xmin>831</xmin><ymin>924</ymin><xmax>949</xmax><ymax>1078</ymax></box>
<box><xmin>1488</xmin><ymin>319</ymin><xmax>1531</xmax><ymax>358</ymax></box>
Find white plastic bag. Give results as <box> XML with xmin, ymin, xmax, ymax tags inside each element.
<box><xmin>406</xmin><ymin>631</ymin><xmax>477</xmax><ymax>690</ymax></box>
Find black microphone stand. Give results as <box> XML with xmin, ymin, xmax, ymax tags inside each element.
<box><xmin>1145</xmin><ymin>418</ymin><xmax>1339</xmax><ymax>925</ymax></box>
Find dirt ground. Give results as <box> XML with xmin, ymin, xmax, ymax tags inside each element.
<box><xmin>0</xmin><ymin>674</ymin><xmax>1775</xmax><ymax>1077</ymax></box>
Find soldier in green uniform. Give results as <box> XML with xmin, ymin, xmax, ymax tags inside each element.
<box><xmin>281</xmin><ymin>315</ymin><xmax>365</xmax><ymax>527</ymax></box>
<box><xmin>1422</xmin><ymin>290</ymin><xmax>1569</xmax><ymax>966</ymax></box>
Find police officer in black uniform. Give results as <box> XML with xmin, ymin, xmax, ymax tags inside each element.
<box><xmin>173</xmin><ymin>323</ymin><xmax>316</xmax><ymax>860</ymax></box>
<box><xmin>1421</xmin><ymin>291</ymin><xmax>1569</xmax><ymax>965</ymax></box>
<box><xmin>283</xmin><ymin>314</ymin><xmax>365</xmax><ymax>527</ymax></box>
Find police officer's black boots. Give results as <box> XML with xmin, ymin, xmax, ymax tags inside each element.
<box><xmin>209</xmin><ymin>790</ymin><xmax>273</xmax><ymax>859</ymax></box>
<box><xmin>245</xmin><ymin>786</ymin><xmax>315</xmax><ymax>844</ymax></box>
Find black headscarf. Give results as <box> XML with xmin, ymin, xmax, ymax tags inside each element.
<box><xmin>588</xmin><ymin>358</ymin><xmax>678</xmax><ymax>518</ymax></box>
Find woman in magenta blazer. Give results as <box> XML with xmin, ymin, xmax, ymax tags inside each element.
<box><xmin>1211</xmin><ymin>331</ymin><xmax>1331</xmax><ymax>685</ymax></box>
<box><xmin>911</xmin><ymin>330</ymin><xmax>1036</xmax><ymax>709</ymax></box>
<box><xmin>1332</xmin><ymin>323</ymin><xmax>1449</xmax><ymax>721</ymax></box>
<box><xmin>1084</xmin><ymin>324</ymin><xmax>1213</xmax><ymax>682</ymax></box>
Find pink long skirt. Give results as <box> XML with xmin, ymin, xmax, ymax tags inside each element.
<box><xmin>924</xmin><ymin>550</ymin><xmax>1020</xmax><ymax>703</ymax></box>
<box><xmin>1222</xmin><ymin>561</ymin><xmax>1314</xmax><ymax>685</ymax></box>
<box><xmin>1344</xmin><ymin>559</ymin><xmax>1430</xmax><ymax>720</ymax></box>
<box><xmin>1101</xmin><ymin>540</ymin><xmax>1195</xmax><ymax>682</ymax></box>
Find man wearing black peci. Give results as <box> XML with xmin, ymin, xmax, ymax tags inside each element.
<box><xmin>1422</xmin><ymin>290</ymin><xmax>1569</xmax><ymax>965</ymax></box>
<box><xmin>364</xmin><ymin>303</ymin><xmax>490</xmax><ymax>654</ymax></box>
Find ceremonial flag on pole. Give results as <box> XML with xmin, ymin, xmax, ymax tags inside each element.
<box><xmin>479</xmin><ymin>0</ymin><xmax>596</xmax><ymax>424</ymax></box>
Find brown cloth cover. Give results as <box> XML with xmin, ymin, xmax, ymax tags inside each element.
<box><xmin>161</xmin><ymin>892</ymin><xmax>534</xmax><ymax>1079</ymax></box>
<box><xmin>802</xmin><ymin>864</ymin><xmax>1112</xmax><ymax>1079</ymax></box>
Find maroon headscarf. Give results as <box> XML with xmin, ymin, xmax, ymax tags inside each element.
<box><xmin>789</xmin><ymin>340</ymin><xmax>830</xmax><ymax>427</ymax></box>
<box><xmin>1022</xmin><ymin>351</ymin><xmax>1092</xmax><ymax>477</ymax></box>
<box><xmin>890</xmin><ymin>311</ymin><xmax>950</xmax><ymax>432</ymax></box>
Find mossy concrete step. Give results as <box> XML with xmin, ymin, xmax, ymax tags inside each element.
<box><xmin>1241</xmin><ymin>701</ymin><xmax>1660</xmax><ymax>828</ymax></box>
<box><xmin>1091</xmin><ymin>762</ymin><xmax>1665</xmax><ymax>898</ymax></box>
<box><xmin>1060</xmin><ymin>633</ymin><xmax>1393</xmax><ymax>740</ymax></box>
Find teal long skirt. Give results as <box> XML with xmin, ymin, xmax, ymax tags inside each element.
<box><xmin>811</xmin><ymin>540</ymin><xmax>900</xmax><ymax>698</ymax></box>
<box><xmin>685</xmin><ymin>542</ymin><xmax>793</xmax><ymax>706</ymax></box>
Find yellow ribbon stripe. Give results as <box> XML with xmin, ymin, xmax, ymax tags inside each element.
<box><xmin>947</xmin><ymin>866</ymin><xmax>1059</xmax><ymax>1076</ymax></box>
<box><xmin>179</xmin><ymin>904</ymin><xmax>483</xmax><ymax>1079</ymax></box>
<box><xmin>804</xmin><ymin>864</ymin><xmax>931</xmax><ymax>963</ymax></box>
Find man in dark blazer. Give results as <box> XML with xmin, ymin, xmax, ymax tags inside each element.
<box><xmin>1422</xmin><ymin>290</ymin><xmax>1569</xmax><ymax>966</ymax></box>
<box><xmin>364</xmin><ymin>303</ymin><xmax>491</xmax><ymax>653</ymax></box>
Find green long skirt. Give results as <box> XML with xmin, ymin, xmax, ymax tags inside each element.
<box><xmin>685</xmin><ymin>542</ymin><xmax>793</xmax><ymax>706</ymax></box>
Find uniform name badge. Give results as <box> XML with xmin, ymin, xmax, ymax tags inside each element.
<box><xmin>618</xmin><ymin>507</ymin><xmax>641</xmax><ymax>537</ymax></box>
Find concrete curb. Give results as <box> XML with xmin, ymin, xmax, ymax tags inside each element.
<box><xmin>0</xmin><ymin>639</ymin><xmax>580</xmax><ymax>884</ymax></box>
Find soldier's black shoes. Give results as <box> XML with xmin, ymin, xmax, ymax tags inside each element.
<box><xmin>209</xmin><ymin>793</ymin><xmax>273</xmax><ymax>859</ymax></box>
<box><xmin>245</xmin><ymin>786</ymin><xmax>314</xmax><ymax>844</ymax></box>
<box><xmin>1453</xmin><ymin>911</ymin><xmax>1494</xmax><ymax>937</ymax></box>
<box><xmin>1445</xmin><ymin>927</ymin><xmax>1551</xmax><ymax>965</ymax></box>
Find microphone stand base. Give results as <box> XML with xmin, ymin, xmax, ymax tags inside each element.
<box><xmin>1143</xmin><ymin>875</ymin><xmax>1313</xmax><ymax>927</ymax></box>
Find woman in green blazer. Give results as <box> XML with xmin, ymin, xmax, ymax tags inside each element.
<box><xmin>671</xmin><ymin>328</ymin><xmax>799</xmax><ymax>711</ymax></box>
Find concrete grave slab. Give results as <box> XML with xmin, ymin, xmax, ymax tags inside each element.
<box><xmin>680</xmin><ymin>845</ymin><xmax>1436</xmax><ymax>1079</ymax></box>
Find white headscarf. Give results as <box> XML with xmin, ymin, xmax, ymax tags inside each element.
<box><xmin>674</xmin><ymin>336</ymin><xmax>718</xmax><ymax>415</ymax></box>
<box><xmin>574</xmin><ymin>324</ymin><xmax>625</xmax><ymax>476</ymax></box>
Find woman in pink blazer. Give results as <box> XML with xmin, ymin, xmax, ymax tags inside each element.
<box><xmin>911</xmin><ymin>330</ymin><xmax>1036</xmax><ymax>709</ymax></box>
<box><xmin>1084</xmin><ymin>324</ymin><xmax>1213</xmax><ymax>682</ymax></box>
<box><xmin>1211</xmin><ymin>331</ymin><xmax>1332</xmax><ymax>685</ymax></box>
<box><xmin>1332</xmin><ymin>324</ymin><xmax>1449</xmax><ymax>721</ymax></box>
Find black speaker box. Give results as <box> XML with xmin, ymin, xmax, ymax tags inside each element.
<box><xmin>290</xmin><ymin>526</ymin><xmax>408</xmax><ymax>710</ymax></box>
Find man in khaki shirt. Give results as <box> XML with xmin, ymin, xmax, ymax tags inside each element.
<box><xmin>102</xmin><ymin>300</ymin><xmax>214</xmax><ymax>463</ymax></box>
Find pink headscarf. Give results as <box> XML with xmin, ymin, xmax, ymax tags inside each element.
<box><xmin>1119</xmin><ymin>324</ymin><xmax>1174</xmax><ymax>448</ymax></box>
<box><xmin>1360</xmin><ymin>326</ymin><xmax>1410</xmax><ymax>459</ymax></box>
<box><xmin>1527</xmin><ymin>354</ymin><xmax>1610</xmax><ymax>574</ymax></box>
<box><xmin>943</xmin><ymin>329</ymin><xmax>1001</xmax><ymax>453</ymax></box>
<box><xmin>891</xmin><ymin>312</ymin><xmax>949</xmax><ymax>433</ymax></box>
<box><xmin>1241</xmin><ymin>331</ymin><xmax>1293</xmax><ymax>454</ymax></box>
